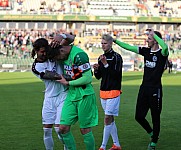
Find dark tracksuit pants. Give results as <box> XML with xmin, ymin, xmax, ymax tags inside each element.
<box><xmin>135</xmin><ymin>85</ymin><xmax>162</xmax><ymax>143</ymax></box>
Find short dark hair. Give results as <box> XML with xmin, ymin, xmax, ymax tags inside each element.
<box><xmin>154</xmin><ymin>31</ymin><xmax>162</xmax><ymax>39</ymax></box>
<box><xmin>33</xmin><ymin>38</ymin><xmax>48</xmax><ymax>50</ymax></box>
<box><xmin>47</xmin><ymin>45</ymin><xmax>62</xmax><ymax>60</ymax></box>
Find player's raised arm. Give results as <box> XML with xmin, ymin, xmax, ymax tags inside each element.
<box><xmin>113</xmin><ymin>39</ymin><xmax>139</xmax><ymax>54</ymax></box>
<box><xmin>152</xmin><ymin>31</ymin><xmax>169</xmax><ymax>56</ymax></box>
<box><xmin>50</xmin><ymin>33</ymin><xmax>75</xmax><ymax>48</ymax></box>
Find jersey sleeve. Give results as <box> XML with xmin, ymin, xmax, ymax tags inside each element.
<box><xmin>138</xmin><ymin>46</ymin><xmax>150</xmax><ymax>56</ymax></box>
<box><xmin>32</xmin><ymin>62</ymin><xmax>46</xmax><ymax>79</ymax></box>
<box><xmin>69</xmin><ymin>52</ymin><xmax>92</xmax><ymax>86</ymax></box>
<box><xmin>153</xmin><ymin>34</ymin><xmax>169</xmax><ymax>56</ymax></box>
<box><xmin>74</xmin><ymin>52</ymin><xmax>91</xmax><ymax>72</ymax></box>
<box><xmin>69</xmin><ymin>69</ymin><xmax>92</xmax><ymax>86</ymax></box>
<box><xmin>114</xmin><ymin>39</ymin><xmax>139</xmax><ymax>53</ymax></box>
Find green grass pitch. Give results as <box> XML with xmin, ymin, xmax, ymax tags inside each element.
<box><xmin>0</xmin><ymin>71</ymin><xmax>181</xmax><ymax>150</ymax></box>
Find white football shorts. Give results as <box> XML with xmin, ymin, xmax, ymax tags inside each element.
<box><xmin>101</xmin><ymin>95</ymin><xmax>120</xmax><ymax>116</ymax></box>
<box><xmin>42</xmin><ymin>91</ymin><xmax>67</xmax><ymax>125</ymax></box>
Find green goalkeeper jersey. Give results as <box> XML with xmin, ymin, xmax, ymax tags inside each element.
<box><xmin>63</xmin><ymin>46</ymin><xmax>95</xmax><ymax>101</ymax></box>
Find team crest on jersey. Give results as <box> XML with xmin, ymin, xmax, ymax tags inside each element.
<box><xmin>79</xmin><ymin>63</ymin><xmax>91</xmax><ymax>71</ymax></box>
<box><xmin>152</xmin><ymin>56</ymin><xmax>157</xmax><ymax>61</ymax></box>
<box><xmin>83</xmin><ymin>64</ymin><xmax>88</xmax><ymax>69</ymax></box>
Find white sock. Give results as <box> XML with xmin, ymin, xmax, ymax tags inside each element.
<box><xmin>54</xmin><ymin>127</ymin><xmax>62</xmax><ymax>141</ymax></box>
<box><xmin>43</xmin><ymin>128</ymin><xmax>54</xmax><ymax>150</ymax></box>
<box><xmin>111</xmin><ymin>121</ymin><xmax>120</xmax><ymax>147</ymax></box>
<box><xmin>101</xmin><ymin>124</ymin><xmax>112</xmax><ymax>149</ymax></box>
<box><xmin>54</xmin><ymin>127</ymin><xmax>68</xmax><ymax>150</ymax></box>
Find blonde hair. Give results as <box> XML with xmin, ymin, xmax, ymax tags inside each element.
<box><xmin>102</xmin><ymin>34</ymin><xmax>113</xmax><ymax>43</ymax></box>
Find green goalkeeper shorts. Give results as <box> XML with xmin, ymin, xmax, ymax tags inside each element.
<box><xmin>60</xmin><ymin>93</ymin><xmax>98</xmax><ymax>128</ymax></box>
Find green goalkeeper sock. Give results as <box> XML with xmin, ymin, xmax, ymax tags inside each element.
<box><xmin>148</xmin><ymin>131</ymin><xmax>153</xmax><ymax>137</ymax></box>
<box><xmin>150</xmin><ymin>142</ymin><xmax>156</xmax><ymax>147</ymax></box>
<box><xmin>83</xmin><ymin>131</ymin><xmax>95</xmax><ymax>150</ymax></box>
<box><xmin>61</xmin><ymin>131</ymin><xmax>76</xmax><ymax>150</ymax></box>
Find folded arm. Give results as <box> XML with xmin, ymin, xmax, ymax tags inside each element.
<box><xmin>41</xmin><ymin>70</ymin><xmax>72</xmax><ymax>81</ymax></box>
<box><xmin>69</xmin><ymin>70</ymin><xmax>92</xmax><ymax>86</ymax></box>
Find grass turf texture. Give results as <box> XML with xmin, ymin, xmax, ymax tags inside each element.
<box><xmin>0</xmin><ymin>71</ymin><xmax>181</xmax><ymax>150</ymax></box>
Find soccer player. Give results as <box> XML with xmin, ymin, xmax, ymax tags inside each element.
<box><xmin>47</xmin><ymin>43</ymin><xmax>98</xmax><ymax>150</ymax></box>
<box><xmin>167</xmin><ymin>59</ymin><xmax>173</xmax><ymax>73</ymax></box>
<box><xmin>31</xmin><ymin>33</ymin><xmax>75</xmax><ymax>150</ymax></box>
<box><xmin>93</xmin><ymin>34</ymin><xmax>123</xmax><ymax>150</ymax></box>
<box><xmin>113</xmin><ymin>29</ymin><xmax>169</xmax><ymax>150</ymax></box>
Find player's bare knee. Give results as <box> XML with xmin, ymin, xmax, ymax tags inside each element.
<box><xmin>80</xmin><ymin>127</ymin><xmax>91</xmax><ymax>135</ymax></box>
<box><xmin>59</xmin><ymin>125</ymin><xmax>70</xmax><ymax>134</ymax></box>
<box><xmin>43</xmin><ymin>124</ymin><xmax>53</xmax><ymax>128</ymax></box>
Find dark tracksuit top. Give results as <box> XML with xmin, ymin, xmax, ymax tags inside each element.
<box><xmin>94</xmin><ymin>49</ymin><xmax>123</xmax><ymax>93</ymax></box>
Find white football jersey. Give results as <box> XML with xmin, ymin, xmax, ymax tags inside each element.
<box><xmin>32</xmin><ymin>59</ymin><xmax>68</xmax><ymax>98</ymax></box>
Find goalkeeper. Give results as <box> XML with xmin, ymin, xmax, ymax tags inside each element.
<box><xmin>114</xmin><ymin>29</ymin><xmax>168</xmax><ymax>150</ymax></box>
<box><xmin>47</xmin><ymin>43</ymin><xmax>98</xmax><ymax>150</ymax></box>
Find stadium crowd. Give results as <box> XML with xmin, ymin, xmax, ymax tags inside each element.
<box><xmin>0</xmin><ymin>28</ymin><xmax>180</xmax><ymax>58</ymax></box>
<box><xmin>0</xmin><ymin>0</ymin><xmax>181</xmax><ymax>17</ymax></box>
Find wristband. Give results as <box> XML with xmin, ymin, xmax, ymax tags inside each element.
<box><xmin>104</xmin><ymin>64</ymin><xmax>109</xmax><ymax>68</ymax></box>
<box><xmin>60</xmin><ymin>34</ymin><xmax>67</xmax><ymax>39</ymax></box>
